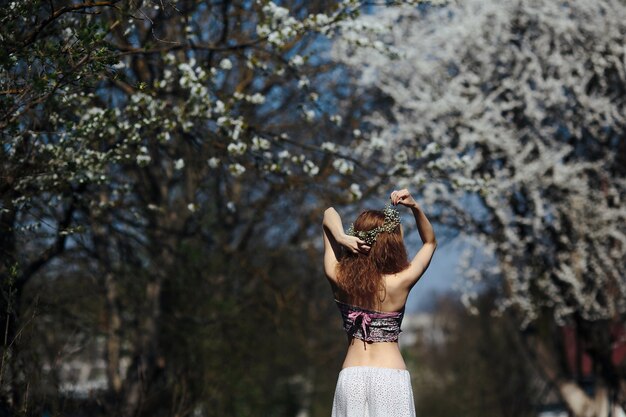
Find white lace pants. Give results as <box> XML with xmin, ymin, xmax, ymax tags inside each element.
<box><xmin>331</xmin><ymin>366</ymin><xmax>417</xmax><ymax>417</ymax></box>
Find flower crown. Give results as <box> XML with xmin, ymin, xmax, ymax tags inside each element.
<box><xmin>346</xmin><ymin>203</ymin><xmax>401</xmax><ymax>246</ymax></box>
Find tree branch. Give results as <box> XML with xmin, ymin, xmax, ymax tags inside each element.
<box><xmin>112</xmin><ymin>38</ymin><xmax>263</xmax><ymax>56</ymax></box>
<box><xmin>16</xmin><ymin>188</ymin><xmax>83</xmax><ymax>290</ymax></box>
<box><xmin>22</xmin><ymin>1</ymin><xmax>122</xmax><ymax>48</ymax></box>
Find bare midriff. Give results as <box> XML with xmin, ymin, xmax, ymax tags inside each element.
<box><xmin>334</xmin><ymin>274</ymin><xmax>409</xmax><ymax>371</ymax></box>
<box><xmin>341</xmin><ymin>336</ymin><xmax>407</xmax><ymax>370</ymax></box>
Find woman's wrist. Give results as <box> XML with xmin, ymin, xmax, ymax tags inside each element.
<box><xmin>336</xmin><ymin>232</ymin><xmax>348</xmax><ymax>246</ymax></box>
<box><xmin>408</xmin><ymin>202</ymin><xmax>421</xmax><ymax>211</ymax></box>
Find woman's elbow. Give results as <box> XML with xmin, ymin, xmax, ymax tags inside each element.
<box><xmin>322</xmin><ymin>207</ymin><xmax>335</xmax><ymax>223</ymax></box>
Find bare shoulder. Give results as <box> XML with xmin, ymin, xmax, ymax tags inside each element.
<box><xmin>391</xmin><ymin>242</ymin><xmax>437</xmax><ymax>290</ymax></box>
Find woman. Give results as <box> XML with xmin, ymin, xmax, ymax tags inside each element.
<box><xmin>322</xmin><ymin>188</ymin><xmax>437</xmax><ymax>417</ymax></box>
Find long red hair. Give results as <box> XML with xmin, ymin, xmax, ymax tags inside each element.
<box><xmin>335</xmin><ymin>210</ymin><xmax>409</xmax><ymax>310</ymax></box>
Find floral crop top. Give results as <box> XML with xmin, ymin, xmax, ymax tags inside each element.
<box><xmin>334</xmin><ymin>299</ymin><xmax>405</xmax><ymax>343</ymax></box>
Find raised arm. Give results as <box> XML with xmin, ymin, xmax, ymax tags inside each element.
<box><xmin>390</xmin><ymin>189</ymin><xmax>437</xmax><ymax>288</ymax></box>
<box><xmin>322</xmin><ymin>207</ymin><xmax>369</xmax><ymax>281</ymax></box>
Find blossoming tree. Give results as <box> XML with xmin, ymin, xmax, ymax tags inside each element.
<box><xmin>0</xmin><ymin>0</ymin><xmax>420</xmax><ymax>414</ymax></box>
<box><xmin>332</xmin><ymin>0</ymin><xmax>626</xmax><ymax>415</ymax></box>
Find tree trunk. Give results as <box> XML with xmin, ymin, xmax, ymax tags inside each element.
<box><xmin>121</xmin><ymin>229</ymin><xmax>172</xmax><ymax>417</ymax></box>
<box><xmin>532</xmin><ymin>334</ymin><xmax>625</xmax><ymax>417</ymax></box>
<box><xmin>104</xmin><ymin>272</ymin><xmax>123</xmax><ymax>395</ymax></box>
<box><xmin>121</xmin><ymin>277</ymin><xmax>164</xmax><ymax>417</ymax></box>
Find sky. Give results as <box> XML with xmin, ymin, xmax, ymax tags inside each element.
<box><xmin>405</xmin><ymin>233</ymin><xmax>464</xmax><ymax>313</ymax></box>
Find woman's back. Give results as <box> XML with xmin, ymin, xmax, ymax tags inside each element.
<box><xmin>333</xmin><ymin>272</ymin><xmax>408</xmax><ymax>309</ymax></box>
<box><xmin>332</xmin><ymin>272</ymin><xmax>412</xmax><ymax>370</ymax></box>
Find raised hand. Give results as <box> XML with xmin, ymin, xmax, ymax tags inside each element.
<box><xmin>339</xmin><ymin>234</ymin><xmax>371</xmax><ymax>254</ymax></box>
<box><xmin>390</xmin><ymin>189</ymin><xmax>418</xmax><ymax>208</ymax></box>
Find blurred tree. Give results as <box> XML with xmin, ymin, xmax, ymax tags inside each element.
<box><xmin>332</xmin><ymin>0</ymin><xmax>626</xmax><ymax>415</ymax></box>
<box><xmin>406</xmin><ymin>291</ymin><xmax>540</xmax><ymax>417</ymax></box>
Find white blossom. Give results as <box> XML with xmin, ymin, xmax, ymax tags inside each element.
<box><xmin>297</xmin><ymin>77</ymin><xmax>309</xmax><ymax>89</ymax></box>
<box><xmin>262</xmin><ymin>2</ymin><xmax>290</xmax><ymax>23</ymax></box>
<box><xmin>213</xmin><ymin>100</ymin><xmax>225</xmax><ymax>114</ymax></box>
<box><xmin>219</xmin><ymin>58</ymin><xmax>233</xmax><ymax>70</ymax></box>
<box><xmin>303</xmin><ymin>160</ymin><xmax>319</xmax><ymax>176</ymax></box>
<box><xmin>227</xmin><ymin>141</ymin><xmax>247</xmax><ymax>156</ymax></box>
<box><xmin>208</xmin><ymin>157</ymin><xmax>220</xmax><ymax>168</ymax></box>
<box><xmin>302</xmin><ymin>108</ymin><xmax>315</xmax><ymax>121</ymax></box>
<box><xmin>136</xmin><ymin>154</ymin><xmax>151</xmax><ymax>166</ymax></box>
<box><xmin>290</xmin><ymin>54</ymin><xmax>304</xmax><ymax>66</ymax></box>
<box><xmin>368</xmin><ymin>135</ymin><xmax>385</xmax><ymax>150</ymax></box>
<box><xmin>228</xmin><ymin>163</ymin><xmax>246</xmax><ymax>177</ymax></box>
<box><xmin>252</xmin><ymin>136</ymin><xmax>271</xmax><ymax>151</ymax></box>
<box><xmin>422</xmin><ymin>142</ymin><xmax>440</xmax><ymax>157</ymax></box>
<box><xmin>267</xmin><ymin>32</ymin><xmax>282</xmax><ymax>45</ymax></box>
<box><xmin>248</xmin><ymin>93</ymin><xmax>265</xmax><ymax>104</ymax></box>
<box><xmin>291</xmin><ymin>154</ymin><xmax>305</xmax><ymax>164</ymax></box>
<box><xmin>394</xmin><ymin>149</ymin><xmax>408</xmax><ymax>163</ymax></box>
<box><xmin>330</xmin><ymin>114</ymin><xmax>342</xmax><ymax>126</ymax></box>
<box><xmin>321</xmin><ymin>142</ymin><xmax>337</xmax><ymax>153</ymax></box>
<box><xmin>164</xmin><ymin>52</ymin><xmax>176</xmax><ymax>64</ymax></box>
<box><xmin>257</xmin><ymin>24</ymin><xmax>271</xmax><ymax>37</ymax></box>
<box><xmin>332</xmin><ymin>158</ymin><xmax>354</xmax><ymax>175</ymax></box>
<box><xmin>349</xmin><ymin>183</ymin><xmax>362</xmax><ymax>200</ymax></box>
